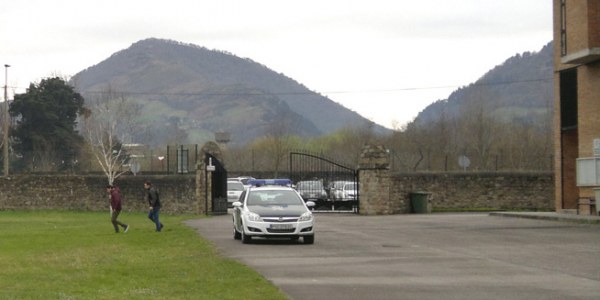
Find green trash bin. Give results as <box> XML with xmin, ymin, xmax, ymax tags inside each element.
<box><xmin>410</xmin><ymin>192</ymin><xmax>431</xmax><ymax>214</ymax></box>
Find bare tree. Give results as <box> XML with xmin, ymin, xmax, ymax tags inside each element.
<box><xmin>457</xmin><ymin>89</ymin><xmax>499</xmax><ymax>170</ymax></box>
<box><xmin>320</xmin><ymin>123</ymin><xmax>378</xmax><ymax>168</ymax></box>
<box><xmin>263</xmin><ymin>112</ymin><xmax>296</xmax><ymax>177</ymax></box>
<box><xmin>82</xmin><ymin>88</ymin><xmax>143</xmax><ymax>185</ymax></box>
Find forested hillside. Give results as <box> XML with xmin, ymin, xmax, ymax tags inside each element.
<box><xmin>383</xmin><ymin>42</ymin><xmax>554</xmax><ymax>172</ymax></box>
<box><xmin>68</xmin><ymin>38</ymin><xmax>553</xmax><ymax>174</ymax></box>
<box><xmin>71</xmin><ymin>38</ymin><xmax>387</xmax><ymax>145</ymax></box>
<box><xmin>414</xmin><ymin>42</ymin><xmax>553</xmax><ymax>126</ymax></box>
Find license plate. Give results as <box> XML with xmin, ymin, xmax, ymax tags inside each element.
<box><xmin>270</xmin><ymin>223</ymin><xmax>294</xmax><ymax>230</ymax></box>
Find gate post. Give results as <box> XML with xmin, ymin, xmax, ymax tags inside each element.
<box><xmin>196</xmin><ymin>163</ymin><xmax>210</xmax><ymax>215</ymax></box>
<box><xmin>358</xmin><ymin>144</ymin><xmax>393</xmax><ymax>215</ymax></box>
<box><xmin>196</xmin><ymin>142</ymin><xmax>223</xmax><ymax>215</ymax></box>
<box><xmin>196</xmin><ymin>158</ymin><xmax>210</xmax><ymax>215</ymax></box>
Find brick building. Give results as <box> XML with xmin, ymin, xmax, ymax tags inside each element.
<box><xmin>553</xmin><ymin>0</ymin><xmax>600</xmax><ymax>213</ymax></box>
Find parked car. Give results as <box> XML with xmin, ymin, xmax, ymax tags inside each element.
<box><xmin>232</xmin><ymin>179</ymin><xmax>315</xmax><ymax>244</ymax></box>
<box><xmin>340</xmin><ymin>181</ymin><xmax>358</xmax><ymax>201</ymax></box>
<box><xmin>227</xmin><ymin>180</ymin><xmax>246</xmax><ymax>206</ymax></box>
<box><xmin>295</xmin><ymin>180</ymin><xmax>328</xmax><ymax>201</ymax></box>
<box><xmin>228</xmin><ymin>176</ymin><xmax>256</xmax><ymax>189</ymax></box>
<box><xmin>328</xmin><ymin>180</ymin><xmax>350</xmax><ymax>200</ymax></box>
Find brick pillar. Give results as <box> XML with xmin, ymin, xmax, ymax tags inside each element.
<box><xmin>358</xmin><ymin>144</ymin><xmax>392</xmax><ymax>215</ymax></box>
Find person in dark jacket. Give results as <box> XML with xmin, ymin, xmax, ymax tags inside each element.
<box><xmin>107</xmin><ymin>185</ymin><xmax>129</xmax><ymax>233</ymax></box>
<box><xmin>144</xmin><ymin>181</ymin><xmax>164</xmax><ymax>232</ymax></box>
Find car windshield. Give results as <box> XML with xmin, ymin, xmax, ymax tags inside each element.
<box><xmin>227</xmin><ymin>182</ymin><xmax>245</xmax><ymax>191</ymax></box>
<box><xmin>246</xmin><ymin>190</ymin><xmax>304</xmax><ymax>206</ymax></box>
<box><xmin>344</xmin><ymin>183</ymin><xmax>356</xmax><ymax>190</ymax></box>
<box><xmin>297</xmin><ymin>181</ymin><xmax>322</xmax><ymax>189</ymax></box>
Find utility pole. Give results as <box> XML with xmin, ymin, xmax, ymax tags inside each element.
<box><xmin>3</xmin><ymin>64</ymin><xmax>10</xmax><ymax>177</ymax></box>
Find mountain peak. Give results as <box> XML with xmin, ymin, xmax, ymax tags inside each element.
<box><xmin>71</xmin><ymin>38</ymin><xmax>387</xmax><ymax>145</ymax></box>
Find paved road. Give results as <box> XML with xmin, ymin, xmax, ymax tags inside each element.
<box><xmin>185</xmin><ymin>213</ymin><xmax>600</xmax><ymax>300</ymax></box>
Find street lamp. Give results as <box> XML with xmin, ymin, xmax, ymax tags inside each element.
<box><xmin>3</xmin><ymin>64</ymin><xmax>10</xmax><ymax>177</ymax></box>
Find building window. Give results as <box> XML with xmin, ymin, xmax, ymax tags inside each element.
<box><xmin>559</xmin><ymin>69</ymin><xmax>577</xmax><ymax>130</ymax></box>
<box><xmin>560</xmin><ymin>0</ymin><xmax>567</xmax><ymax>56</ymax></box>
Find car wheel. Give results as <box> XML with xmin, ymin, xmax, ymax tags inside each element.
<box><xmin>304</xmin><ymin>235</ymin><xmax>314</xmax><ymax>244</ymax></box>
<box><xmin>233</xmin><ymin>227</ymin><xmax>241</xmax><ymax>240</ymax></box>
<box><xmin>241</xmin><ymin>229</ymin><xmax>252</xmax><ymax>244</ymax></box>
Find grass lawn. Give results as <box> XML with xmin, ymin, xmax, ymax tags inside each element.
<box><xmin>0</xmin><ymin>211</ymin><xmax>288</xmax><ymax>299</ymax></box>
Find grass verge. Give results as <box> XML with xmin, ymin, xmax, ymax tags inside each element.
<box><xmin>0</xmin><ymin>211</ymin><xmax>287</xmax><ymax>300</ymax></box>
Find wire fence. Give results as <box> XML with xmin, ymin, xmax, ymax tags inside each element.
<box><xmin>4</xmin><ymin>144</ymin><xmax>554</xmax><ymax>175</ymax></box>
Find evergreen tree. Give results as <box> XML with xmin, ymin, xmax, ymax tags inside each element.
<box><xmin>9</xmin><ymin>77</ymin><xmax>87</xmax><ymax>171</ymax></box>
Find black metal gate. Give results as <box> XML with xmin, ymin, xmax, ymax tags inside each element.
<box><xmin>205</xmin><ymin>153</ymin><xmax>228</xmax><ymax>214</ymax></box>
<box><xmin>289</xmin><ymin>151</ymin><xmax>359</xmax><ymax>213</ymax></box>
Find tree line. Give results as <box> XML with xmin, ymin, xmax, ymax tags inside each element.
<box><xmin>225</xmin><ymin>95</ymin><xmax>553</xmax><ymax>174</ymax></box>
<box><xmin>2</xmin><ymin>77</ymin><xmax>553</xmax><ymax>183</ymax></box>
<box><xmin>4</xmin><ymin>78</ymin><xmax>144</xmax><ymax>184</ymax></box>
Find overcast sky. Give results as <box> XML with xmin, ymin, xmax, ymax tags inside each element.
<box><xmin>1</xmin><ymin>0</ymin><xmax>552</xmax><ymax>129</ymax></box>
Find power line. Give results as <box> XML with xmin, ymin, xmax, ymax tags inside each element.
<box><xmin>9</xmin><ymin>78</ymin><xmax>553</xmax><ymax>97</ymax></box>
<box><xmin>11</xmin><ymin>76</ymin><xmax>553</xmax><ymax>98</ymax></box>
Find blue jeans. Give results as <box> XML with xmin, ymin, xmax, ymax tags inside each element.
<box><xmin>148</xmin><ymin>207</ymin><xmax>163</xmax><ymax>232</ymax></box>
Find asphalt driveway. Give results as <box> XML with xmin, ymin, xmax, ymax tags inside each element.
<box><xmin>185</xmin><ymin>213</ymin><xmax>600</xmax><ymax>300</ymax></box>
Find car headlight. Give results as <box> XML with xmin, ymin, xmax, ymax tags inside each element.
<box><xmin>298</xmin><ymin>211</ymin><xmax>313</xmax><ymax>222</ymax></box>
<box><xmin>245</xmin><ymin>211</ymin><xmax>261</xmax><ymax>222</ymax></box>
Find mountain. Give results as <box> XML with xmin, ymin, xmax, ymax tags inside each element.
<box><xmin>412</xmin><ymin>42</ymin><xmax>553</xmax><ymax>126</ymax></box>
<box><xmin>70</xmin><ymin>38</ymin><xmax>389</xmax><ymax>145</ymax></box>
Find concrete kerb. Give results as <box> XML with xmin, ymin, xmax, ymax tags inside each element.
<box><xmin>489</xmin><ymin>211</ymin><xmax>600</xmax><ymax>224</ymax></box>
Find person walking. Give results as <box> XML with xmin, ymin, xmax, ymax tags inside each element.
<box><xmin>107</xmin><ymin>185</ymin><xmax>129</xmax><ymax>233</ymax></box>
<box><xmin>144</xmin><ymin>181</ymin><xmax>164</xmax><ymax>232</ymax></box>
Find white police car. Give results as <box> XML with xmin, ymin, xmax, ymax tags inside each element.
<box><xmin>232</xmin><ymin>179</ymin><xmax>315</xmax><ymax>244</ymax></box>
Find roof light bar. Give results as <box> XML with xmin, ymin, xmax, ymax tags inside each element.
<box><xmin>247</xmin><ymin>179</ymin><xmax>292</xmax><ymax>187</ymax></box>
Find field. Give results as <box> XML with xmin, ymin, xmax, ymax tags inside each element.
<box><xmin>0</xmin><ymin>211</ymin><xmax>287</xmax><ymax>299</ymax></box>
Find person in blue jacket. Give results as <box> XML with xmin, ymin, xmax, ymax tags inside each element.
<box><xmin>144</xmin><ymin>181</ymin><xmax>164</xmax><ymax>232</ymax></box>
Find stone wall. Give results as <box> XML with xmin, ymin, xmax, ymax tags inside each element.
<box><xmin>0</xmin><ymin>169</ymin><xmax>555</xmax><ymax>215</ymax></box>
<box><xmin>390</xmin><ymin>172</ymin><xmax>555</xmax><ymax>213</ymax></box>
<box><xmin>358</xmin><ymin>170</ymin><xmax>554</xmax><ymax>215</ymax></box>
<box><xmin>357</xmin><ymin>145</ymin><xmax>554</xmax><ymax>215</ymax></box>
<box><xmin>0</xmin><ymin>175</ymin><xmax>198</xmax><ymax>214</ymax></box>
